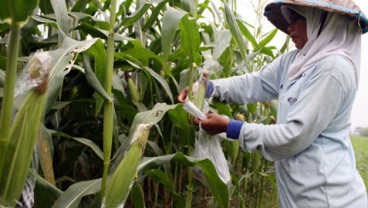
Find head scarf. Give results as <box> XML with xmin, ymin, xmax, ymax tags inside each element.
<box><xmin>281</xmin><ymin>5</ymin><xmax>361</xmax><ymax>84</ymax></box>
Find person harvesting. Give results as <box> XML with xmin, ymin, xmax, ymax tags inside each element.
<box><xmin>178</xmin><ymin>0</ymin><xmax>368</xmax><ymax>207</ymax></box>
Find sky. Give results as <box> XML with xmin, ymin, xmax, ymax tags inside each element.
<box><xmin>238</xmin><ymin>1</ymin><xmax>368</xmax><ymax>130</ymax></box>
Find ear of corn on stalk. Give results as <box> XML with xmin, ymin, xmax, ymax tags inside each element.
<box><xmin>128</xmin><ymin>77</ymin><xmax>141</xmax><ymax>103</ymax></box>
<box><xmin>192</xmin><ymin>72</ymin><xmax>207</xmax><ymax>110</ymax></box>
<box><xmin>0</xmin><ymin>53</ymin><xmax>49</xmax><ymax>207</ymax></box>
<box><xmin>104</xmin><ymin>124</ymin><xmax>152</xmax><ymax>208</ymax></box>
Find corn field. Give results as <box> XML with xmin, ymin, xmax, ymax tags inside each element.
<box><xmin>0</xmin><ymin>0</ymin><xmax>290</xmax><ymax>207</ymax></box>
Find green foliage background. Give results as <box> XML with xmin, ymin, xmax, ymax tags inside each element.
<box><xmin>8</xmin><ymin>0</ymin><xmax>367</xmax><ymax>207</ymax></box>
<box><xmin>351</xmin><ymin>136</ymin><xmax>368</xmax><ymax>189</ymax></box>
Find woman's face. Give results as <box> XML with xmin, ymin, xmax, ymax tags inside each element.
<box><xmin>287</xmin><ymin>15</ymin><xmax>308</xmax><ymax>49</ymax></box>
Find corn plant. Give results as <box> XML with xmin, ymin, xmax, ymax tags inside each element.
<box><xmin>0</xmin><ymin>0</ymin><xmax>289</xmax><ymax>207</ymax></box>
<box><xmin>0</xmin><ymin>0</ymin><xmax>41</xmax><ymax>206</ymax></box>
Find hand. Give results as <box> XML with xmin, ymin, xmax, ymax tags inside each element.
<box><xmin>177</xmin><ymin>87</ymin><xmax>189</xmax><ymax>103</ymax></box>
<box><xmin>194</xmin><ymin>113</ymin><xmax>230</xmax><ymax>135</ymax></box>
<box><xmin>177</xmin><ymin>73</ymin><xmax>209</xmax><ymax>103</ymax></box>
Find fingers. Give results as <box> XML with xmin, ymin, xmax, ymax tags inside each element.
<box><xmin>193</xmin><ymin>113</ymin><xmax>230</xmax><ymax>135</ymax></box>
<box><xmin>193</xmin><ymin>116</ymin><xmax>202</xmax><ymax>125</ymax></box>
<box><xmin>177</xmin><ymin>87</ymin><xmax>189</xmax><ymax>103</ymax></box>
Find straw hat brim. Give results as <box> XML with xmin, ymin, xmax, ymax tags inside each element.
<box><xmin>264</xmin><ymin>0</ymin><xmax>368</xmax><ymax>34</ymax></box>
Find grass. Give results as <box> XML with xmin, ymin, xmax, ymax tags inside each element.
<box><xmin>351</xmin><ymin>135</ymin><xmax>368</xmax><ymax>189</ymax></box>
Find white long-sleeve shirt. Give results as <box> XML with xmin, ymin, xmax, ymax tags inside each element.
<box><xmin>210</xmin><ymin>50</ymin><xmax>367</xmax><ymax>207</ymax></box>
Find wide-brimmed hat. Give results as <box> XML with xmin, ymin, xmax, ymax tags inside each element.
<box><xmin>264</xmin><ymin>0</ymin><xmax>368</xmax><ymax>34</ymax></box>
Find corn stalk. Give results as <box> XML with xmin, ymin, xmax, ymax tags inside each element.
<box><xmin>0</xmin><ymin>26</ymin><xmax>20</xmax><ymax>143</ymax></box>
<box><xmin>0</xmin><ymin>0</ymin><xmax>37</xmax><ymax>142</ymax></box>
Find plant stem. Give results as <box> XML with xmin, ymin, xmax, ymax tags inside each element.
<box><xmin>191</xmin><ymin>0</ymin><xmax>198</xmax><ymax>18</ymax></box>
<box><xmin>188</xmin><ymin>63</ymin><xmax>194</xmax><ymax>101</ymax></box>
<box><xmin>185</xmin><ymin>63</ymin><xmax>196</xmax><ymax>208</ymax></box>
<box><xmin>185</xmin><ymin>167</ymin><xmax>193</xmax><ymax>208</ymax></box>
<box><xmin>0</xmin><ymin>24</ymin><xmax>20</xmax><ymax>143</ymax></box>
<box><xmin>101</xmin><ymin>0</ymin><xmax>117</xmax><ymax>199</ymax></box>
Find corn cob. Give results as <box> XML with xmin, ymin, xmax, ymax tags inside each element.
<box><xmin>127</xmin><ymin>77</ymin><xmax>140</xmax><ymax>103</ymax></box>
<box><xmin>191</xmin><ymin>70</ymin><xmax>208</xmax><ymax>111</ymax></box>
<box><xmin>104</xmin><ymin>123</ymin><xmax>152</xmax><ymax>208</ymax></box>
<box><xmin>0</xmin><ymin>53</ymin><xmax>49</xmax><ymax>207</ymax></box>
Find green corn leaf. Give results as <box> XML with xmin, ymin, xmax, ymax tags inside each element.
<box><xmin>75</xmin><ymin>22</ymin><xmax>132</xmax><ymax>40</ymax></box>
<box><xmin>144</xmin><ymin>169</ymin><xmax>185</xmax><ymax>207</ymax></box>
<box><xmin>142</xmin><ymin>66</ymin><xmax>174</xmax><ymax>103</ymax></box>
<box><xmin>0</xmin><ymin>0</ymin><xmax>38</xmax><ymax>25</ymax></box>
<box><xmin>84</xmin><ymin>39</ymin><xmax>106</xmax><ymax>88</ymax></box>
<box><xmin>179</xmin><ymin>15</ymin><xmax>202</xmax><ymax>66</ymax></box>
<box><xmin>146</xmin><ymin>169</ymin><xmax>175</xmax><ymax>193</ymax></box>
<box><xmin>211</xmin><ymin>102</ymin><xmax>232</xmax><ymax>117</ymax></box>
<box><xmin>0</xmin><ymin>0</ymin><xmax>11</xmax><ymax>24</ymax></box>
<box><xmin>115</xmin><ymin>52</ymin><xmax>174</xmax><ymax>103</ymax></box>
<box><xmin>50</xmin><ymin>0</ymin><xmax>71</xmax><ymax>35</ymax></box>
<box><xmin>224</xmin><ymin>2</ymin><xmax>247</xmax><ymax>62</ymax></box>
<box><xmin>179</xmin><ymin>16</ymin><xmax>202</xmax><ymax>65</ymax></box>
<box><xmin>247</xmin><ymin>103</ymin><xmax>258</xmax><ymax>114</ymax></box>
<box><xmin>117</xmin><ymin>0</ymin><xmax>133</xmax><ymax>14</ymax></box>
<box><xmin>213</xmin><ymin>29</ymin><xmax>232</xmax><ymax>61</ymax></box>
<box><xmin>33</xmin><ymin>168</ymin><xmax>62</xmax><ymax>207</ymax></box>
<box><xmin>258</xmin><ymin>28</ymin><xmax>278</xmax><ymax>49</ymax></box>
<box><xmin>84</xmin><ymin>39</ymin><xmax>107</xmax><ymax>115</ymax></box>
<box><xmin>138</xmin><ymin>152</ymin><xmax>229</xmax><ymax>208</ymax></box>
<box><xmin>116</xmin><ymin>47</ymin><xmax>168</xmax><ymax>69</ymax></box>
<box><xmin>31</xmin><ymin>15</ymin><xmax>58</xmax><ymax>28</ymax></box>
<box><xmin>168</xmin><ymin>105</ymin><xmax>195</xmax><ymax>145</ymax></box>
<box><xmin>260</xmin><ymin>46</ymin><xmax>275</xmax><ymax>58</ymax></box>
<box><xmin>31</xmin><ymin>169</ymin><xmax>63</xmax><ymax>197</ymax></box>
<box><xmin>121</xmin><ymin>3</ymin><xmax>151</xmax><ymax>26</ymax></box>
<box><xmin>115</xmin><ymin>46</ymin><xmax>173</xmax><ymax>78</ymax></box>
<box><xmin>130</xmin><ymin>184</ymin><xmax>145</xmax><ymax>208</ymax></box>
<box><xmin>83</xmin><ymin>55</ymin><xmax>112</xmax><ymax>102</ymax></box>
<box><xmin>44</xmin><ymin>36</ymin><xmax>97</xmax><ymax>113</ymax></box>
<box><xmin>161</xmin><ymin>7</ymin><xmax>187</xmax><ymax>60</ymax></box>
<box><xmin>50</xmin><ymin>150</ymin><xmax>228</xmax><ymax>208</ymax></box>
<box><xmin>127</xmin><ymin>103</ymin><xmax>177</xmax><ymax>140</ymax></box>
<box><xmin>142</xmin><ymin>0</ymin><xmax>169</xmax><ymax>30</ymax></box>
<box><xmin>51</xmin><ymin>131</ymin><xmax>104</xmax><ymax>160</ymax></box>
<box><xmin>74</xmin><ymin>22</ymin><xmax>106</xmax><ymax>39</ymax></box>
<box><xmin>39</xmin><ymin>0</ymin><xmax>53</xmax><ymax>14</ymax></box>
<box><xmin>71</xmin><ymin>0</ymin><xmax>92</xmax><ymax>12</ymax></box>
<box><xmin>0</xmin><ymin>90</ymin><xmax>47</xmax><ymax>207</ymax></box>
<box><xmin>0</xmin><ymin>23</ymin><xmax>9</xmax><ymax>34</ymax></box>
<box><xmin>237</xmin><ymin>19</ymin><xmax>259</xmax><ymax>50</ymax></box>
<box><xmin>52</xmin><ymin>179</ymin><xmax>101</xmax><ymax>208</ymax></box>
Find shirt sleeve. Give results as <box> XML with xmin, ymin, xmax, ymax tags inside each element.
<box><xmin>239</xmin><ymin>56</ymin><xmax>353</xmax><ymax>161</ymax></box>
<box><xmin>226</xmin><ymin>119</ymin><xmax>243</xmax><ymax>139</ymax></box>
<box><xmin>209</xmin><ymin>53</ymin><xmax>287</xmax><ymax>104</ymax></box>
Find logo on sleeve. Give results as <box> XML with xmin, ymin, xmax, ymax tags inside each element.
<box><xmin>287</xmin><ymin>97</ymin><xmax>297</xmax><ymax>105</ymax></box>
